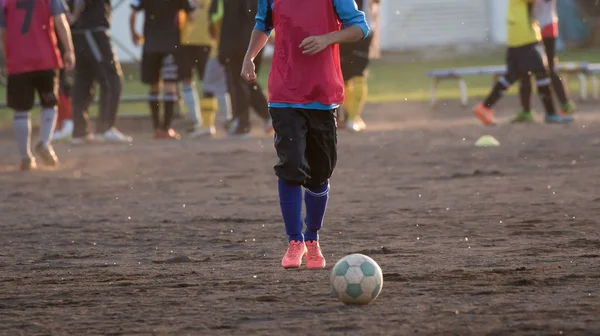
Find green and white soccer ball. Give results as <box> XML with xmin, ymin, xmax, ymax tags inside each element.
<box><xmin>330</xmin><ymin>253</ymin><xmax>383</xmax><ymax>305</ymax></box>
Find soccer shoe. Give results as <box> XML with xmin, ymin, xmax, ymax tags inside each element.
<box><xmin>52</xmin><ymin>120</ymin><xmax>74</xmax><ymax>142</ymax></box>
<box><xmin>190</xmin><ymin>126</ymin><xmax>216</xmax><ymax>138</ymax></box>
<box><xmin>510</xmin><ymin>110</ymin><xmax>535</xmax><ymax>123</ymax></box>
<box><xmin>545</xmin><ymin>114</ymin><xmax>573</xmax><ymax>124</ymax></box>
<box><xmin>473</xmin><ymin>103</ymin><xmax>496</xmax><ymax>126</ymax></box>
<box><xmin>71</xmin><ymin>133</ymin><xmax>95</xmax><ymax>145</ymax></box>
<box><xmin>305</xmin><ymin>240</ymin><xmax>326</xmax><ymax>269</ymax></box>
<box><xmin>281</xmin><ymin>240</ymin><xmax>307</xmax><ymax>269</ymax></box>
<box><xmin>356</xmin><ymin>116</ymin><xmax>367</xmax><ymax>130</ymax></box>
<box><xmin>34</xmin><ymin>142</ymin><xmax>59</xmax><ymax>167</ymax></box>
<box><xmin>154</xmin><ymin>129</ymin><xmax>181</xmax><ymax>140</ymax></box>
<box><xmin>560</xmin><ymin>101</ymin><xmax>576</xmax><ymax>115</ymax></box>
<box><xmin>264</xmin><ymin>118</ymin><xmax>274</xmax><ymax>135</ymax></box>
<box><xmin>97</xmin><ymin>127</ymin><xmax>133</xmax><ymax>143</ymax></box>
<box><xmin>346</xmin><ymin>119</ymin><xmax>363</xmax><ymax>133</ymax></box>
<box><xmin>20</xmin><ymin>157</ymin><xmax>37</xmax><ymax>171</ymax></box>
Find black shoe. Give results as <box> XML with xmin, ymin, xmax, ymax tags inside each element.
<box><xmin>20</xmin><ymin>157</ymin><xmax>37</xmax><ymax>171</ymax></box>
<box><xmin>35</xmin><ymin>142</ymin><xmax>59</xmax><ymax>167</ymax></box>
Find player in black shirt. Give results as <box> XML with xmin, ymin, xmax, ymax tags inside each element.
<box><xmin>213</xmin><ymin>0</ymin><xmax>271</xmax><ymax>137</ymax></box>
<box><xmin>68</xmin><ymin>0</ymin><xmax>132</xmax><ymax>144</ymax></box>
<box><xmin>130</xmin><ymin>0</ymin><xmax>196</xmax><ymax>140</ymax></box>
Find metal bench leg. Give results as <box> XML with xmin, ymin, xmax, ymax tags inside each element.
<box><xmin>430</xmin><ymin>78</ymin><xmax>440</xmax><ymax>107</ymax></box>
<box><xmin>578</xmin><ymin>72</ymin><xmax>588</xmax><ymax>101</ymax></box>
<box><xmin>458</xmin><ymin>78</ymin><xmax>468</xmax><ymax>106</ymax></box>
<box><xmin>591</xmin><ymin>75</ymin><xmax>599</xmax><ymax>99</ymax></box>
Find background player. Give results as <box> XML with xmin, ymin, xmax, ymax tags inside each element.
<box><xmin>177</xmin><ymin>0</ymin><xmax>212</xmax><ymax>137</ymax></box>
<box><xmin>130</xmin><ymin>0</ymin><xmax>196</xmax><ymax>140</ymax></box>
<box><xmin>0</xmin><ymin>0</ymin><xmax>75</xmax><ymax>170</ymax></box>
<box><xmin>473</xmin><ymin>0</ymin><xmax>572</xmax><ymax>125</ymax></box>
<box><xmin>217</xmin><ymin>0</ymin><xmax>271</xmax><ymax>138</ymax></box>
<box><xmin>339</xmin><ymin>0</ymin><xmax>374</xmax><ymax>132</ymax></box>
<box><xmin>513</xmin><ymin>0</ymin><xmax>575</xmax><ymax>123</ymax></box>
<box><xmin>242</xmin><ymin>0</ymin><xmax>369</xmax><ymax>269</ymax></box>
<box><xmin>192</xmin><ymin>0</ymin><xmax>233</xmax><ymax>137</ymax></box>
<box><xmin>69</xmin><ymin>0</ymin><xmax>132</xmax><ymax>144</ymax></box>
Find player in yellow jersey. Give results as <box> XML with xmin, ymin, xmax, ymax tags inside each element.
<box><xmin>178</xmin><ymin>0</ymin><xmax>230</xmax><ymax>137</ymax></box>
<box><xmin>473</xmin><ymin>0</ymin><xmax>572</xmax><ymax>125</ymax></box>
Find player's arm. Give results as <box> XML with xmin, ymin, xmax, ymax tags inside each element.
<box><xmin>208</xmin><ymin>0</ymin><xmax>224</xmax><ymax>38</ymax></box>
<box><xmin>245</xmin><ymin>0</ymin><xmax>273</xmax><ymax>60</ymax></box>
<box><xmin>300</xmin><ymin>0</ymin><xmax>368</xmax><ymax>55</ymax></box>
<box><xmin>241</xmin><ymin>0</ymin><xmax>273</xmax><ymax>82</ymax></box>
<box><xmin>52</xmin><ymin>0</ymin><xmax>75</xmax><ymax>70</ymax></box>
<box><xmin>129</xmin><ymin>0</ymin><xmax>143</xmax><ymax>46</ymax></box>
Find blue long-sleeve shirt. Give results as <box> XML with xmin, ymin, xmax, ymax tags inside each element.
<box><xmin>255</xmin><ymin>0</ymin><xmax>370</xmax><ymax>110</ymax></box>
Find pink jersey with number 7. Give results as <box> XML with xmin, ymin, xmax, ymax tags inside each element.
<box><xmin>2</xmin><ymin>0</ymin><xmax>62</xmax><ymax>75</ymax></box>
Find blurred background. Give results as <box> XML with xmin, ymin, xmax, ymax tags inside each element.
<box><xmin>0</xmin><ymin>0</ymin><xmax>599</xmax><ymax>122</ymax></box>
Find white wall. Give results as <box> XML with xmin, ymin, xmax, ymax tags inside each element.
<box><xmin>379</xmin><ymin>0</ymin><xmax>507</xmax><ymax>50</ymax></box>
<box><xmin>489</xmin><ymin>0</ymin><xmax>508</xmax><ymax>44</ymax></box>
<box><xmin>111</xmin><ymin>0</ymin><xmax>143</xmax><ymax>63</ymax></box>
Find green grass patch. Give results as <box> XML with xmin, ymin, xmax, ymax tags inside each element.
<box><xmin>1</xmin><ymin>48</ymin><xmax>598</xmax><ymax>125</ymax></box>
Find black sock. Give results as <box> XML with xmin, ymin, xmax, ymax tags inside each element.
<box><xmin>149</xmin><ymin>91</ymin><xmax>160</xmax><ymax>130</ymax></box>
<box><xmin>483</xmin><ymin>82</ymin><xmax>507</xmax><ymax>108</ymax></box>
<box><xmin>537</xmin><ymin>84</ymin><xmax>556</xmax><ymax>115</ymax></box>
<box><xmin>550</xmin><ymin>72</ymin><xmax>569</xmax><ymax>105</ymax></box>
<box><xmin>163</xmin><ymin>93</ymin><xmax>176</xmax><ymax>131</ymax></box>
<box><xmin>519</xmin><ymin>76</ymin><xmax>532</xmax><ymax>112</ymax></box>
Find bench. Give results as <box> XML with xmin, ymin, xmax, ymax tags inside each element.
<box><xmin>427</xmin><ymin>62</ymin><xmax>590</xmax><ymax>106</ymax></box>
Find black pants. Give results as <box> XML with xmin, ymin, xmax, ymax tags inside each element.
<box><xmin>519</xmin><ymin>37</ymin><xmax>568</xmax><ymax>106</ymax></box>
<box><xmin>222</xmin><ymin>51</ymin><xmax>269</xmax><ymax>130</ymax></box>
<box><xmin>72</xmin><ymin>30</ymin><xmax>123</xmax><ymax>137</ymax></box>
<box><xmin>270</xmin><ymin>107</ymin><xmax>337</xmax><ymax>189</ymax></box>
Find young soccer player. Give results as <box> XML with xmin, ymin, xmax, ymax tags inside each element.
<box><xmin>218</xmin><ymin>0</ymin><xmax>272</xmax><ymax>138</ymax></box>
<box><xmin>0</xmin><ymin>0</ymin><xmax>75</xmax><ymax>170</ymax></box>
<box><xmin>177</xmin><ymin>0</ymin><xmax>212</xmax><ymax>136</ymax></box>
<box><xmin>513</xmin><ymin>0</ymin><xmax>575</xmax><ymax>123</ymax></box>
<box><xmin>69</xmin><ymin>0</ymin><xmax>132</xmax><ymax>144</ymax></box>
<box><xmin>473</xmin><ymin>0</ymin><xmax>572</xmax><ymax>125</ymax></box>
<box><xmin>130</xmin><ymin>0</ymin><xmax>196</xmax><ymax>140</ymax></box>
<box><xmin>339</xmin><ymin>0</ymin><xmax>374</xmax><ymax>132</ymax></box>
<box><xmin>242</xmin><ymin>0</ymin><xmax>369</xmax><ymax>269</ymax></box>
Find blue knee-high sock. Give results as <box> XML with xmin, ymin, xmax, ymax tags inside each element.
<box><xmin>278</xmin><ymin>179</ymin><xmax>304</xmax><ymax>242</ymax></box>
<box><xmin>304</xmin><ymin>182</ymin><xmax>330</xmax><ymax>242</ymax></box>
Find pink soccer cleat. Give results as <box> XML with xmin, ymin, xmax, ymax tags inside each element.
<box><xmin>281</xmin><ymin>240</ymin><xmax>307</xmax><ymax>269</ymax></box>
<box><xmin>305</xmin><ymin>240</ymin><xmax>326</xmax><ymax>269</ymax></box>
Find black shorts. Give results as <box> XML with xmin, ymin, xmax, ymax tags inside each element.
<box><xmin>270</xmin><ymin>107</ymin><xmax>337</xmax><ymax>189</ymax></box>
<box><xmin>340</xmin><ymin>34</ymin><xmax>373</xmax><ymax>81</ymax></box>
<box><xmin>141</xmin><ymin>51</ymin><xmax>179</xmax><ymax>84</ymax></box>
<box><xmin>7</xmin><ymin>69</ymin><xmax>58</xmax><ymax>111</ymax></box>
<box><xmin>176</xmin><ymin>45</ymin><xmax>211</xmax><ymax>81</ymax></box>
<box><xmin>506</xmin><ymin>42</ymin><xmax>547</xmax><ymax>80</ymax></box>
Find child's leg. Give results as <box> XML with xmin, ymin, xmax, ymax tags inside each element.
<box><xmin>518</xmin><ymin>75</ymin><xmax>532</xmax><ymax>112</ymax></box>
<box><xmin>7</xmin><ymin>73</ymin><xmax>35</xmax><ymax>166</ymax></box>
<box><xmin>34</xmin><ymin>69</ymin><xmax>60</xmax><ymax>167</ymax></box>
<box><xmin>302</xmin><ymin>109</ymin><xmax>337</xmax><ymax>269</ymax></box>
<box><xmin>304</xmin><ymin>109</ymin><xmax>337</xmax><ymax>241</ymax></box>
<box><xmin>141</xmin><ymin>52</ymin><xmax>162</xmax><ymax>131</ymax></box>
<box><xmin>543</xmin><ymin>37</ymin><xmax>570</xmax><ymax>108</ymax></box>
<box><xmin>270</xmin><ymin>107</ymin><xmax>309</xmax><ymax>268</ymax></box>
<box><xmin>198</xmin><ymin>91</ymin><xmax>217</xmax><ymax>131</ymax></box>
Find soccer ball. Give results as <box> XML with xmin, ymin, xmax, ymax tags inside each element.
<box><xmin>330</xmin><ymin>253</ymin><xmax>383</xmax><ymax>305</ymax></box>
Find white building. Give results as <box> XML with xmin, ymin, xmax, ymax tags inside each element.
<box><xmin>110</xmin><ymin>0</ymin><xmax>509</xmax><ymax>63</ymax></box>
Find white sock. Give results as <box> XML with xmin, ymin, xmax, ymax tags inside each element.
<box><xmin>13</xmin><ymin>111</ymin><xmax>32</xmax><ymax>159</ymax></box>
<box><xmin>182</xmin><ymin>83</ymin><xmax>201</xmax><ymax>125</ymax></box>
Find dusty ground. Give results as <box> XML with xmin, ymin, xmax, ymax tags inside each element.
<box><xmin>0</xmin><ymin>98</ymin><xmax>599</xmax><ymax>335</ymax></box>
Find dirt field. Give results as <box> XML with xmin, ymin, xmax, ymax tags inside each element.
<box><xmin>1</xmin><ymin>99</ymin><xmax>599</xmax><ymax>335</ymax></box>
